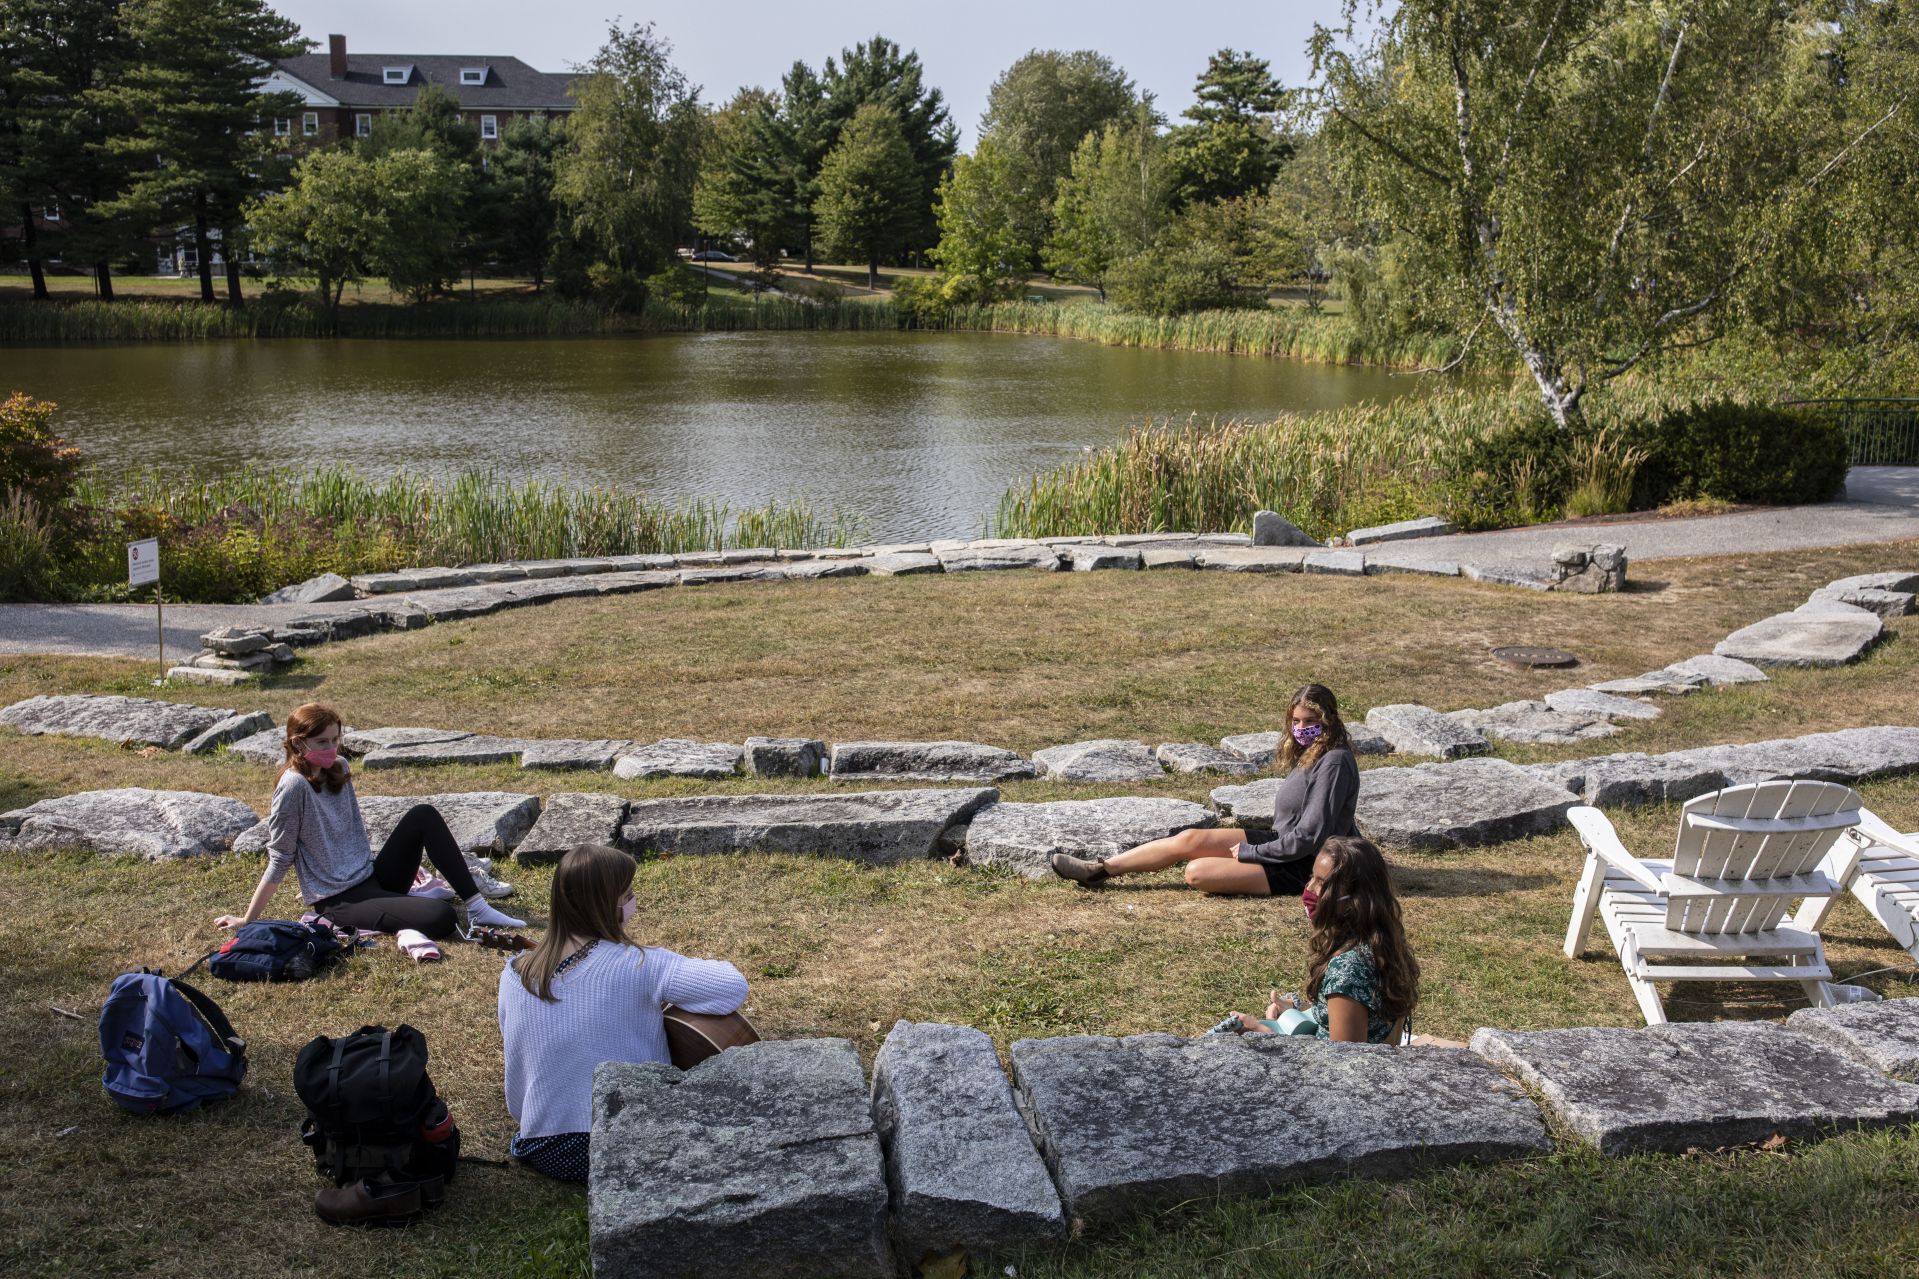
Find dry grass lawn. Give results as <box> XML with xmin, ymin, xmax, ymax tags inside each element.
<box><xmin>3</xmin><ymin>541</ymin><xmax>1919</xmax><ymax>1277</ymax></box>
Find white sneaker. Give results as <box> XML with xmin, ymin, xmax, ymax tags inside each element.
<box><xmin>468</xmin><ymin>864</ymin><xmax>514</xmax><ymax>899</ymax></box>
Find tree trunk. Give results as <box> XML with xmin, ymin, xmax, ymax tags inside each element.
<box><xmin>867</xmin><ymin>257</ymin><xmax>879</xmax><ymax>290</ymax></box>
<box><xmin>223</xmin><ymin>227</ymin><xmax>244</xmax><ymax>304</ymax></box>
<box><xmin>20</xmin><ymin>205</ymin><xmax>48</xmax><ymax>299</ymax></box>
<box><xmin>193</xmin><ymin>193</ymin><xmax>216</xmax><ymax>303</ymax></box>
<box><xmin>1518</xmin><ymin>345</ymin><xmax>1586</xmax><ymax>431</ymax></box>
<box><xmin>95</xmin><ymin>261</ymin><xmax>114</xmax><ymax>301</ymax></box>
<box><xmin>803</xmin><ymin>219</ymin><xmax>814</xmax><ymax>273</ymax></box>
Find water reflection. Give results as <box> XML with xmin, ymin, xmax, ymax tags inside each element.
<box><xmin>4</xmin><ymin>330</ymin><xmax>1420</xmax><ymax>539</ymax></box>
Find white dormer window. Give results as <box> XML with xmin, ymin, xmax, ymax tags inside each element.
<box><xmin>460</xmin><ymin>67</ymin><xmax>487</xmax><ymax>85</ymax></box>
<box><xmin>383</xmin><ymin>65</ymin><xmax>411</xmax><ymax>84</ymax></box>
<box><xmin>480</xmin><ymin>114</ymin><xmax>498</xmax><ymax>140</ymax></box>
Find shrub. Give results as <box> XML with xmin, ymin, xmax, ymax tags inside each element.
<box><xmin>889</xmin><ymin>276</ymin><xmax>951</xmax><ymax>329</ymax></box>
<box><xmin>644</xmin><ymin>266</ymin><xmax>707</xmax><ymax>308</ymax></box>
<box><xmin>1629</xmin><ymin>400</ymin><xmax>1849</xmax><ymax>508</ymax></box>
<box><xmin>0</xmin><ymin>489</ymin><xmax>57</xmax><ymax>601</ymax></box>
<box><xmin>1430</xmin><ymin>408</ymin><xmax>1573</xmax><ymax>529</ymax></box>
<box><xmin>586</xmin><ymin>264</ymin><xmax>649</xmax><ymax>312</ymax></box>
<box><xmin>1105</xmin><ymin>245</ymin><xmax>1252</xmax><ymax>317</ymax></box>
<box><xmin>0</xmin><ymin>393</ymin><xmax>86</xmax><ymax>516</ymax></box>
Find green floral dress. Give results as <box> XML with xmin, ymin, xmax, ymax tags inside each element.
<box><xmin>1311</xmin><ymin>944</ymin><xmax>1395</xmax><ymax>1044</ymax></box>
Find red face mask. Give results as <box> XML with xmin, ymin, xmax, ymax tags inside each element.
<box><xmin>1301</xmin><ymin>887</ymin><xmax>1320</xmax><ymax>921</ymax></box>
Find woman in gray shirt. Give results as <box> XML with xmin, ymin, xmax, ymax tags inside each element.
<box><xmin>1051</xmin><ymin>682</ymin><xmax>1360</xmax><ymax>896</ymax></box>
<box><xmin>214</xmin><ymin>702</ymin><xmax>528</xmax><ymax>938</ymax></box>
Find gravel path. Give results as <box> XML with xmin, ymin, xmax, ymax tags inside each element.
<box><xmin>4</xmin><ymin>467</ymin><xmax>1914</xmax><ymax>661</ymax></box>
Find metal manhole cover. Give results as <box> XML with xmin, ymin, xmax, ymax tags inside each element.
<box><xmin>1492</xmin><ymin>645</ymin><xmax>1580</xmax><ymax>669</ymax></box>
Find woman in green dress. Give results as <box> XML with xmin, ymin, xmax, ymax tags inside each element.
<box><xmin>1230</xmin><ymin>836</ymin><xmax>1427</xmax><ymax>1043</ymax></box>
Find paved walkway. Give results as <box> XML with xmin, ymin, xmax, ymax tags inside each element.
<box><xmin>4</xmin><ymin>468</ymin><xmax>1914</xmax><ymax>662</ymax></box>
<box><xmin>1399</xmin><ymin>467</ymin><xmax>1919</xmax><ymax>567</ymax></box>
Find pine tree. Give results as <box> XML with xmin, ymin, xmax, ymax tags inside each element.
<box><xmin>1168</xmin><ymin>49</ymin><xmax>1291</xmax><ymax>206</ymax></box>
<box><xmin>821</xmin><ymin>36</ymin><xmax>957</xmax><ymax>257</ymax></box>
<box><xmin>813</xmin><ymin>104</ymin><xmax>921</xmax><ymax>288</ymax></box>
<box><xmin>5</xmin><ymin>0</ymin><xmax>143</xmax><ymax>299</ymax></box>
<box><xmin>93</xmin><ymin>0</ymin><xmax>305</xmax><ymax>302</ymax></box>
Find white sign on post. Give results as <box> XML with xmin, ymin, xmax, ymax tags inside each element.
<box><xmin>127</xmin><ymin>538</ymin><xmax>160</xmax><ymax>587</ymax></box>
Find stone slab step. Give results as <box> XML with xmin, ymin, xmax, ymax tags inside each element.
<box><xmin>1472</xmin><ymin>1021</ymin><xmax>1919</xmax><ymax>1156</ymax></box>
<box><xmin>1154</xmin><ymin>742</ymin><xmax>1261</xmax><ymax>776</ymax></box>
<box><xmin>519</xmin><ymin>739</ymin><xmax>635</xmax><ymax>771</ymax></box>
<box><xmin>1355</xmin><ymin>758</ymin><xmax>1578</xmax><ymax>850</ymax></box>
<box><xmin>962</xmin><ymin>797</ymin><xmax>1214</xmax><ymax>878</ymax></box>
<box><xmin>612</xmin><ymin>740</ymin><xmax>744</xmax><ymax>780</ymax></box>
<box><xmin>829</xmin><ymin>741</ymin><xmax>1035</xmax><ymax>784</ymax></box>
<box><xmin>1788</xmin><ymin>999</ymin><xmax>1919</xmax><ymax>1082</ymax></box>
<box><xmin>1194</xmin><ymin>546</ymin><xmax>1308</xmax><ymax>573</ymax></box>
<box><xmin>1447</xmin><ymin>701</ymin><xmax>1617</xmax><ymax>746</ymax></box>
<box><xmin>1714</xmin><ymin>611</ymin><xmax>1883</xmax><ymax>667</ymax></box>
<box><xmin>1031</xmin><ymin>739</ymin><xmax>1163</xmax><ymax>782</ymax></box>
<box><xmin>514</xmin><ymin>792</ymin><xmax>629</xmax><ymax>865</ymax></box>
<box><xmin>0</xmin><ymin>787</ymin><xmax>260</xmax><ymax>860</ymax></box>
<box><xmin>1010</xmin><ymin>1032</ymin><xmax>1549</xmax><ymax>1227</ymax></box>
<box><xmin>872</xmin><ymin>1022</ymin><xmax>1065</xmax><ymax>1258</ymax></box>
<box><xmin>0</xmin><ymin>694</ymin><xmax>242</xmax><ymax>752</ymax></box>
<box><xmin>591</xmin><ymin>1040</ymin><xmax>892</xmax><ymax>1279</ymax></box>
<box><xmin>361</xmin><ymin>735</ymin><xmax>541</xmax><ymax>769</ymax></box>
<box><xmin>1365</xmin><ymin>704</ymin><xmax>1491</xmax><ymax>759</ymax></box>
<box><xmin>619</xmin><ymin>788</ymin><xmax>999</xmax><ymax>865</ymax></box>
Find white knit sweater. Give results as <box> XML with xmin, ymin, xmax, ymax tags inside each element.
<box><xmin>497</xmin><ymin>941</ymin><xmax>748</xmax><ymax>1138</ymax></box>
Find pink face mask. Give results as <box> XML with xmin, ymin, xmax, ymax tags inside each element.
<box><xmin>1301</xmin><ymin>887</ymin><xmax>1321</xmax><ymax>921</ymax></box>
<box><xmin>619</xmin><ymin>895</ymin><xmax>636</xmax><ymax>924</ymax></box>
<box><xmin>303</xmin><ymin>745</ymin><xmax>340</xmax><ymax>769</ymax></box>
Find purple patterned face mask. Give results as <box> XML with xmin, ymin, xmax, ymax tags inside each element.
<box><xmin>1291</xmin><ymin>722</ymin><xmax>1324</xmax><ymax>747</ymax></box>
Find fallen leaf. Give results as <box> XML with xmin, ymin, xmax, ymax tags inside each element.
<box><xmin>136</xmin><ymin>746</ymin><xmax>162</xmax><ymax>760</ymax></box>
<box><xmin>1760</xmin><ymin>1133</ymin><xmax>1789</xmax><ymax>1152</ymax></box>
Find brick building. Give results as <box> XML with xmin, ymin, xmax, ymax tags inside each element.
<box><xmin>262</xmin><ymin>33</ymin><xmax>578</xmax><ymax>147</ymax></box>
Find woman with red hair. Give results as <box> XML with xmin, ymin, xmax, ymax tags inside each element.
<box><xmin>214</xmin><ymin>702</ymin><xmax>525</xmax><ymax>938</ymax></box>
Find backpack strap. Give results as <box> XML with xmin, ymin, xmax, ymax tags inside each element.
<box><xmin>177</xmin><ymin>950</ymin><xmax>214</xmax><ymax>981</ymax></box>
<box><xmin>169</xmin><ymin>976</ymin><xmax>245</xmax><ymax>1055</ymax></box>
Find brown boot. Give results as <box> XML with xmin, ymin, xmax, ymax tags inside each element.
<box><xmin>1050</xmin><ymin>853</ymin><xmax>1111</xmax><ymax>885</ymax></box>
<box><xmin>314</xmin><ymin>1178</ymin><xmax>423</xmax><ymax>1227</ymax></box>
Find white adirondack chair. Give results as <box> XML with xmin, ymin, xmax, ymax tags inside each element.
<box><xmin>1564</xmin><ymin>779</ymin><xmax>1860</xmax><ymax>1025</ymax></box>
<box><xmin>1795</xmin><ymin>811</ymin><xmax>1919</xmax><ymax>959</ymax></box>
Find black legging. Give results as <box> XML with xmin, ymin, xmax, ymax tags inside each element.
<box><xmin>313</xmin><ymin>805</ymin><xmax>479</xmax><ymax>938</ymax></box>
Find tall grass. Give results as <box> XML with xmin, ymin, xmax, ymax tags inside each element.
<box><xmin>52</xmin><ymin>464</ymin><xmax>865</xmax><ymax>602</ymax></box>
<box><xmin>990</xmin><ymin>381</ymin><xmax>1746</xmax><ymax>542</ymax></box>
<box><xmin>946</xmin><ymin>301</ymin><xmax>1471</xmax><ymax>370</ymax></box>
<box><xmin>0</xmin><ymin>295</ymin><xmax>903</xmax><ymax>343</ymax></box>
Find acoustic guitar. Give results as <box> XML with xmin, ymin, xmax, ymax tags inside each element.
<box><xmin>663</xmin><ymin>1006</ymin><xmax>761</xmax><ymax>1068</ymax></box>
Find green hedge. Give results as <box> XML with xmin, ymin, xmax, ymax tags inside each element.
<box><xmin>1628</xmin><ymin>400</ymin><xmax>1849</xmax><ymax>508</ymax></box>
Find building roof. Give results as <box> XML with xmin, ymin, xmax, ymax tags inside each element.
<box><xmin>273</xmin><ymin>53</ymin><xmax>578</xmax><ymax>112</ymax></box>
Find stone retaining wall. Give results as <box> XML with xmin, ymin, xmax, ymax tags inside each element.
<box><xmin>8</xmin><ymin>724</ymin><xmax>1918</xmax><ymax>866</ymax></box>
<box><xmin>166</xmin><ymin>532</ymin><xmax>1655</xmax><ymax>686</ymax></box>
<box><xmin>590</xmin><ymin>1000</ymin><xmax>1919</xmax><ymax>1276</ymax></box>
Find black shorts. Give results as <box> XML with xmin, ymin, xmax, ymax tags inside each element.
<box><xmin>1238</xmin><ymin>829</ymin><xmax>1313</xmax><ymax>897</ymax></box>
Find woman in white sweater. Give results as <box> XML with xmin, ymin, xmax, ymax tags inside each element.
<box><xmin>497</xmin><ymin>841</ymin><xmax>748</xmax><ymax>1183</ymax></box>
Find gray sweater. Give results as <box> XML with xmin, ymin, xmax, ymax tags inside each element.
<box><xmin>264</xmin><ymin>765</ymin><xmax>376</xmax><ymax>904</ymax></box>
<box><xmin>1238</xmin><ymin>746</ymin><xmax>1360</xmax><ymax>865</ymax></box>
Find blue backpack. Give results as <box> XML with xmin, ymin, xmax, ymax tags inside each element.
<box><xmin>98</xmin><ymin>970</ymin><xmax>248</xmax><ymax>1115</ymax></box>
<box><xmin>197</xmin><ymin>920</ymin><xmax>347</xmax><ymax>983</ymax></box>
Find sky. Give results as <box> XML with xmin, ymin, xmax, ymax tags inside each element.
<box><xmin>269</xmin><ymin>0</ymin><xmax>1349</xmax><ymax>147</ymax></box>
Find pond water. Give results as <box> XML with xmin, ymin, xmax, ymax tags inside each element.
<box><xmin>4</xmin><ymin>330</ymin><xmax>1419</xmax><ymax>540</ymax></box>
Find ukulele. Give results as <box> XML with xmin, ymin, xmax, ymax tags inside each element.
<box><xmin>663</xmin><ymin>1006</ymin><xmax>761</xmax><ymax>1068</ymax></box>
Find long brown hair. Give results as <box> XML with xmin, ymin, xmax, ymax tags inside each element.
<box><xmin>1275</xmin><ymin>683</ymin><xmax>1352</xmax><ymax>775</ymax></box>
<box><xmin>1304</xmin><ymin>836</ymin><xmax>1420</xmax><ymax>1027</ymax></box>
<box><xmin>277</xmin><ymin>702</ymin><xmax>348</xmax><ymax>794</ymax></box>
<box><xmin>518</xmin><ymin>842</ymin><xmax>637</xmax><ymax>1002</ymax></box>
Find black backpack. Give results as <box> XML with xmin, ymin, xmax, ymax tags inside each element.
<box><xmin>196</xmin><ymin>920</ymin><xmax>348</xmax><ymax>983</ymax></box>
<box><xmin>293</xmin><ymin>1025</ymin><xmax>459</xmax><ymax>1201</ymax></box>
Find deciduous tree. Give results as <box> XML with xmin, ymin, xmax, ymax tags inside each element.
<box><xmin>554</xmin><ymin>22</ymin><xmax>704</xmax><ymax>286</ymax></box>
<box><xmin>1044</xmin><ymin>102</ymin><xmax>1173</xmax><ymax>299</ymax></box>
<box><xmin>929</xmin><ymin>138</ymin><xmax>1028</xmax><ymax>302</ymax></box>
<box><xmin>979</xmin><ymin>50</ymin><xmax>1137</xmax><ymax>260</ymax></box>
<box><xmin>813</xmin><ymin>103</ymin><xmax>921</xmax><ymax>288</ymax></box>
